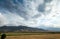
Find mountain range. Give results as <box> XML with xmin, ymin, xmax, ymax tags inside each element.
<box><xmin>0</xmin><ymin>25</ymin><xmax>60</xmax><ymax>32</ymax></box>
<box><xmin>0</xmin><ymin>25</ymin><xmax>47</xmax><ymax>32</ymax></box>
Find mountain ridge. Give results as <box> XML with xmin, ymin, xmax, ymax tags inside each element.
<box><xmin>0</xmin><ymin>25</ymin><xmax>47</xmax><ymax>32</ymax></box>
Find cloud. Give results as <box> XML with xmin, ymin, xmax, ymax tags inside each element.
<box><xmin>0</xmin><ymin>13</ymin><xmax>8</xmax><ymax>26</ymax></box>
<box><xmin>0</xmin><ymin>0</ymin><xmax>60</xmax><ymax>28</ymax></box>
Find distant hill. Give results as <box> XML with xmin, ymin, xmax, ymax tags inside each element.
<box><xmin>38</xmin><ymin>26</ymin><xmax>60</xmax><ymax>32</ymax></box>
<box><xmin>45</xmin><ymin>27</ymin><xmax>60</xmax><ymax>32</ymax></box>
<box><xmin>0</xmin><ymin>25</ymin><xmax>47</xmax><ymax>32</ymax></box>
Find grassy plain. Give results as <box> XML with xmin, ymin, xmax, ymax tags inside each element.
<box><xmin>0</xmin><ymin>32</ymin><xmax>60</xmax><ymax>39</ymax></box>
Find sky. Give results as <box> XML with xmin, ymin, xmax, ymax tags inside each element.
<box><xmin>0</xmin><ymin>0</ymin><xmax>60</xmax><ymax>28</ymax></box>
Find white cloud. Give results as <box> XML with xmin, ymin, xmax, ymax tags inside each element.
<box><xmin>0</xmin><ymin>0</ymin><xmax>60</xmax><ymax>28</ymax></box>
<box><xmin>0</xmin><ymin>13</ymin><xmax>8</xmax><ymax>26</ymax></box>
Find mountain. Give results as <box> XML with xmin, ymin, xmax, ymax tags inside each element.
<box><xmin>38</xmin><ymin>26</ymin><xmax>60</xmax><ymax>32</ymax></box>
<box><xmin>0</xmin><ymin>25</ymin><xmax>47</xmax><ymax>32</ymax></box>
<box><xmin>46</xmin><ymin>27</ymin><xmax>60</xmax><ymax>32</ymax></box>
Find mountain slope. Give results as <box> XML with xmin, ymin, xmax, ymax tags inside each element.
<box><xmin>0</xmin><ymin>25</ymin><xmax>47</xmax><ymax>32</ymax></box>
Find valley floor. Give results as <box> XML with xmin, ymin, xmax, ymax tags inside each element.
<box><xmin>4</xmin><ymin>34</ymin><xmax>60</xmax><ymax>39</ymax></box>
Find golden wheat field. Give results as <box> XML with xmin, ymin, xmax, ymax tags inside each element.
<box><xmin>5</xmin><ymin>34</ymin><xmax>60</xmax><ymax>39</ymax></box>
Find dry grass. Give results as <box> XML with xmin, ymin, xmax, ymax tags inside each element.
<box><xmin>6</xmin><ymin>34</ymin><xmax>60</xmax><ymax>39</ymax></box>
